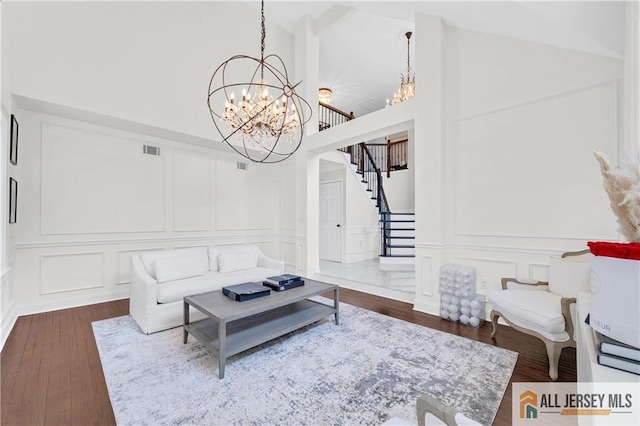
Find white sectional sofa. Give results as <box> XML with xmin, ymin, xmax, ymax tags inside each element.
<box><xmin>130</xmin><ymin>245</ymin><xmax>285</xmax><ymax>334</ymax></box>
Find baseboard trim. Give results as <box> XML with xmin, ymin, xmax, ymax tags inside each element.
<box><xmin>412</xmin><ymin>299</ymin><xmax>440</xmax><ymax>316</ymax></box>
<box><xmin>1</xmin><ymin>301</ymin><xmax>18</xmax><ymax>351</ymax></box>
<box><xmin>17</xmin><ymin>289</ymin><xmax>130</xmax><ymax>317</ymax></box>
<box><xmin>312</xmin><ymin>272</ymin><xmax>415</xmax><ymax>304</ymax></box>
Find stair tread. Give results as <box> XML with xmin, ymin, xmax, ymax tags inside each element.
<box><xmin>383</xmin><ymin>228</ymin><xmax>416</xmax><ymax>231</ymax></box>
<box><xmin>380</xmin><ymin>212</ymin><xmax>415</xmax><ymax>215</ymax></box>
<box><xmin>385</xmin><ymin>236</ymin><xmax>415</xmax><ymax>239</ymax></box>
<box><xmin>380</xmin><ymin>254</ymin><xmax>416</xmax><ymax>258</ymax></box>
<box><xmin>385</xmin><ymin>244</ymin><xmax>416</xmax><ymax>248</ymax></box>
<box><xmin>379</xmin><ymin>219</ymin><xmax>415</xmax><ymax>223</ymax></box>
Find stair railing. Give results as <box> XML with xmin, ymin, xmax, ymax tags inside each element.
<box><xmin>318</xmin><ymin>102</ymin><xmax>354</xmax><ymax>131</ymax></box>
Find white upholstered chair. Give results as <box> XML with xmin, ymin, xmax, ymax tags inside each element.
<box><xmin>488</xmin><ymin>249</ymin><xmax>591</xmax><ymax>380</ymax></box>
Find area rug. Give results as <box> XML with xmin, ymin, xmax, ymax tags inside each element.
<box><xmin>92</xmin><ymin>300</ymin><xmax>517</xmax><ymax>425</ymax></box>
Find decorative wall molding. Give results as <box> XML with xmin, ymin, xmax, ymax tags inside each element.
<box><xmin>452</xmin><ymin>80</ymin><xmax>618</xmax><ymax>240</ymax></box>
<box><xmin>15</xmin><ymin>232</ymin><xmax>283</xmax><ymax>250</ymax></box>
<box><xmin>455</xmin><ymin>80</ymin><xmax>618</xmax><ymax>123</ymax></box>
<box><xmin>528</xmin><ymin>263</ymin><xmax>550</xmax><ymax>281</ymax></box>
<box><xmin>40</xmin><ymin>252</ymin><xmax>105</xmax><ymax>295</ymax></box>
<box><xmin>40</xmin><ymin>120</ymin><xmax>167</xmax><ymax>235</ymax></box>
<box><xmin>1</xmin><ymin>301</ymin><xmax>18</xmax><ymax>352</ymax></box>
<box><xmin>419</xmin><ymin>255</ymin><xmax>434</xmax><ymax>297</ymax></box>
<box><xmin>415</xmin><ymin>241</ymin><xmax>588</xmax><ymax>256</ymax></box>
<box><xmin>18</xmin><ymin>288</ymin><xmax>130</xmax><ymax>317</ymax></box>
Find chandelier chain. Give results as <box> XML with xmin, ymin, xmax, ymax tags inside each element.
<box><xmin>260</xmin><ymin>0</ymin><xmax>266</xmax><ymax>80</ymax></box>
<box><xmin>407</xmin><ymin>34</ymin><xmax>410</xmax><ymax>75</ymax></box>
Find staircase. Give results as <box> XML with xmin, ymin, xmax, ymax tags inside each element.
<box><xmin>380</xmin><ymin>212</ymin><xmax>415</xmax><ymax>258</ymax></box>
<box><xmin>341</xmin><ymin>143</ymin><xmax>415</xmax><ymax>262</ymax></box>
<box><xmin>318</xmin><ymin>102</ymin><xmax>414</xmax><ymax>262</ymax></box>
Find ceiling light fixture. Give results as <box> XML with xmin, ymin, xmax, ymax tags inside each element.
<box><xmin>318</xmin><ymin>87</ymin><xmax>333</xmax><ymax>104</ymax></box>
<box><xmin>386</xmin><ymin>31</ymin><xmax>415</xmax><ymax>107</ymax></box>
<box><xmin>207</xmin><ymin>0</ymin><xmax>311</xmax><ymax>163</ymax></box>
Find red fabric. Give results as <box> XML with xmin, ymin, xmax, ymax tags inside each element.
<box><xmin>588</xmin><ymin>241</ymin><xmax>640</xmax><ymax>260</ymax></box>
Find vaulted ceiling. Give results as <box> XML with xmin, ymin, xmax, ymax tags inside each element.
<box><xmin>247</xmin><ymin>1</ymin><xmax>626</xmax><ymax>118</ymax></box>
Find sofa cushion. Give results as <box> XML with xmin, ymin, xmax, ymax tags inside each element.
<box><xmin>141</xmin><ymin>247</ymin><xmax>208</xmax><ymax>279</ymax></box>
<box><xmin>156</xmin><ymin>267</ymin><xmax>282</xmax><ymax>304</ymax></box>
<box><xmin>208</xmin><ymin>245</ymin><xmax>259</xmax><ymax>271</ymax></box>
<box><xmin>548</xmin><ymin>254</ymin><xmax>592</xmax><ymax>298</ymax></box>
<box><xmin>487</xmin><ymin>289</ymin><xmax>569</xmax><ymax>342</ymax></box>
<box><xmin>218</xmin><ymin>250</ymin><xmax>258</xmax><ymax>273</ymax></box>
<box><xmin>155</xmin><ymin>254</ymin><xmax>205</xmax><ymax>283</ymax></box>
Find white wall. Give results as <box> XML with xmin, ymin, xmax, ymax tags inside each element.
<box><xmin>413</xmin><ymin>19</ymin><xmax>623</xmax><ymax>315</ymax></box>
<box><xmin>12</xmin><ymin>109</ymin><xmax>284</xmax><ymax>315</ymax></box>
<box><xmin>383</xmin><ymin>169</ymin><xmax>414</xmax><ymax>212</ymax></box>
<box><xmin>1</xmin><ymin>1</ymin><xmax>293</xmax><ymax>142</ymax></box>
<box><xmin>0</xmin><ymin>1</ymin><xmax>295</xmax><ymax>324</ymax></box>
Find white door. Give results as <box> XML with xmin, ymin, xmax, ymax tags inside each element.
<box><xmin>319</xmin><ymin>181</ymin><xmax>342</xmax><ymax>262</ymax></box>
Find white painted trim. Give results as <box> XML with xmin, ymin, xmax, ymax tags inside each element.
<box><xmin>17</xmin><ymin>289</ymin><xmax>130</xmax><ymax>317</ymax></box>
<box><xmin>528</xmin><ymin>262</ymin><xmax>550</xmax><ymax>279</ymax></box>
<box><xmin>1</xmin><ymin>301</ymin><xmax>18</xmax><ymax>352</ymax></box>
<box><xmin>455</xmin><ymin>80</ymin><xmax>618</xmax><ymax>123</ymax></box>
<box><xmin>312</xmin><ymin>272</ymin><xmax>415</xmax><ymax>304</ymax></box>
<box><xmin>412</xmin><ymin>299</ymin><xmax>440</xmax><ymax>317</ymax></box>
<box><xmin>452</xmin><ymin>80</ymin><xmax>619</xmax><ymax>240</ymax></box>
<box><xmin>415</xmin><ymin>241</ymin><xmax>589</xmax><ymax>256</ymax></box>
<box><xmin>39</xmin><ymin>120</ymin><xmax>168</xmax><ymax>236</ymax></box>
<box><xmin>15</xmin><ymin>233</ymin><xmax>283</xmax><ymax>250</ymax></box>
<box><xmin>419</xmin><ymin>254</ymin><xmax>434</xmax><ymax>297</ymax></box>
<box><xmin>39</xmin><ymin>251</ymin><xmax>106</xmax><ymax>295</ymax></box>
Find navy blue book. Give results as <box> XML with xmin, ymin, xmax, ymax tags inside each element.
<box><xmin>264</xmin><ymin>274</ymin><xmax>302</xmax><ymax>286</ymax></box>
<box><xmin>222</xmin><ymin>282</ymin><xmax>270</xmax><ymax>302</ymax></box>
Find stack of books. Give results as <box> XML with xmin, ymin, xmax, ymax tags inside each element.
<box><xmin>263</xmin><ymin>274</ymin><xmax>304</xmax><ymax>291</ymax></box>
<box><xmin>222</xmin><ymin>282</ymin><xmax>271</xmax><ymax>302</ymax></box>
<box><xmin>593</xmin><ymin>329</ymin><xmax>640</xmax><ymax>375</ymax></box>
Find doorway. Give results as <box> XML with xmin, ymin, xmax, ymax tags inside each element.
<box><xmin>319</xmin><ymin>181</ymin><xmax>342</xmax><ymax>262</ymax></box>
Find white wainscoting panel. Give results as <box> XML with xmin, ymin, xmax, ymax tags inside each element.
<box><xmin>279</xmin><ymin>241</ymin><xmax>297</xmax><ymax>268</ymax></box>
<box><xmin>40</xmin><ymin>252</ymin><xmax>105</xmax><ymax>294</ymax></box>
<box><xmin>173</xmin><ymin>148</ymin><xmax>211</xmax><ymax>232</ymax></box>
<box><xmin>529</xmin><ymin>263</ymin><xmax>550</xmax><ymax>282</ymax></box>
<box><xmin>419</xmin><ymin>255</ymin><xmax>434</xmax><ymax>297</ymax></box>
<box><xmin>452</xmin><ymin>256</ymin><xmax>518</xmax><ymax>294</ymax></box>
<box><xmin>41</xmin><ymin>122</ymin><xmax>166</xmax><ymax>234</ymax></box>
<box><xmin>214</xmin><ymin>158</ymin><xmax>279</xmax><ymax>231</ymax></box>
<box><xmin>454</xmin><ymin>82</ymin><xmax>617</xmax><ymax>240</ymax></box>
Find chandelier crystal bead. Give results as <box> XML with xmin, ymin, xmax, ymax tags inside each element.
<box><xmin>207</xmin><ymin>0</ymin><xmax>311</xmax><ymax>163</ymax></box>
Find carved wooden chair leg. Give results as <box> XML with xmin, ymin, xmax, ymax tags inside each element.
<box><xmin>544</xmin><ymin>340</ymin><xmax>562</xmax><ymax>381</ymax></box>
<box><xmin>490</xmin><ymin>310</ymin><xmax>500</xmax><ymax>338</ymax></box>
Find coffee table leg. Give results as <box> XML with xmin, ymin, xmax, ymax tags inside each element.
<box><xmin>218</xmin><ymin>319</ymin><xmax>226</xmax><ymax>379</ymax></box>
<box><xmin>334</xmin><ymin>287</ymin><xmax>340</xmax><ymax>325</ymax></box>
<box><xmin>183</xmin><ymin>301</ymin><xmax>189</xmax><ymax>344</ymax></box>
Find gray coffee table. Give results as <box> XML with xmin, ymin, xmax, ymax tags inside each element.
<box><xmin>183</xmin><ymin>278</ymin><xmax>339</xmax><ymax>379</ymax></box>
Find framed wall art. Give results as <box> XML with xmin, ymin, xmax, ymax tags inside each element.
<box><xmin>9</xmin><ymin>177</ymin><xmax>17</xmax><ymax>224</ymax></box>
<box><xmin>10</xmin><ymin>114</ymin><xmax>18</xmax><ymax>165</ymax></box>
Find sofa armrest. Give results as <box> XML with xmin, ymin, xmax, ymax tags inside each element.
<box><xmin>129</xmin><ymin>255</ymin><xmax>159</xmax><ymax>334</ymax></box>
<box><xmin>257</xmin><ymin>253</ymin><xmax>285</xmax><ymax>273</ymax></box>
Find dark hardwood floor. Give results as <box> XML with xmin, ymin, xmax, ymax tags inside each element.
<box><xmin>1</xmin><ymin>288</ymin><xmax>575</xmax><ymax>425</ymax></box>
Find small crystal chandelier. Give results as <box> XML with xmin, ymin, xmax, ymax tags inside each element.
<box><xmin>207</xmin><ymin>0</ymin><xmax>311</xmax><ymax>163</ymax></box>
<box><xmin>386</xmin><ymin>31</ymin><xmax>415</xmax><ymax>107</ymax></box>
<box><xmin>318</xmin><ymin>87</ymin><xmax>333</xmax><ymax>104</ymax></box>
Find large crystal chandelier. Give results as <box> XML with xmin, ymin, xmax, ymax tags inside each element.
<box><xmin>386</xmin><ymin>32</ymin><xmax>415</xmax><ymax>107</ymax></box>
<box><xmin>207</xmin><ymin>0</ymin><xmax>311</xmax><ymax>163</ymax></box>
